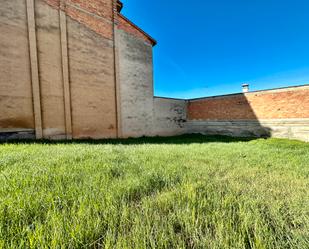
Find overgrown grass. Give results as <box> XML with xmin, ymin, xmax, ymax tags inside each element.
<box><xmin>0</xmin><ymin>135</ymin><xmax>308</xmax><ymax>248</ymax></box>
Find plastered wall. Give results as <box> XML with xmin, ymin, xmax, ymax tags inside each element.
<box><xmin>67</xmin><ymin>17</ymin><xmax>117</xmax><ymax>139</ymax></box>
<box><xmin>0</xmin><ymin>0</ymin><xmax>118</xmax><ymax>139</ymax></box>
<box><xmin>153</xmin><ymin>97</ymin><xmax>187</xmax><ymax>136</ymax></box>
<box><xmin>0</xmin><ymin>0</ymin><xmax>35</xmax><ymax>136</ymax></box>
<box><xmin>35</xmin><ymin>0</ymin><xmax>66</xmax><ymax>139</ymax></box>
<box><xmin>0</xmin><ymin>0</ymin><xmax>158</xmax><ymax>140</ymax></box>
<box><xmin>116</xmin><ymin>29</ymin><xmax>154</xmax><ymax>138</ymax></box>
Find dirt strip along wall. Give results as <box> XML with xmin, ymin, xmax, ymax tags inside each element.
<box><xmin>187</xmin><ymin>85</ymin><xmax>309</xmax><ymax>142</ymax></box>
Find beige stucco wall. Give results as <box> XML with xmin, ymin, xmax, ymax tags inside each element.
<box><xmin>1</xmin><ymin>0</ymin><xmax>157</xmax><ymax>140</ymax></box>
<box><xmin>0</xmin><ymin>0</ymin><xmax>35</xmax><ymax>134</ymax></box>
<box><xmin>0</xmin><ymin>0</ymin><xmax>118</xmax><ymax>140</ymax></box>
<box><xmin>116</xmin><ymin>29</ymin><xmax>154</xmax><ymax>138</ymax></box>
<box><xmin>35</xmin><ymin>0</ymin><xmax>66</xmax><ymax>139</ymax></box>
<box><xmin>68</xmin><ymin>17</ymin><xmax>117</xmax><ymax>139</ymax></box>
<box><xmin>153</xmin><ymin>97</ymin><xmax>187</xmax><ymax>136</ymax></box>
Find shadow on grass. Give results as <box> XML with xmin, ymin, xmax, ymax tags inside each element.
<box><xmin>0</xmin><ymin>134</ymin><xmax>262</xmax><ymax>145</ymax></box>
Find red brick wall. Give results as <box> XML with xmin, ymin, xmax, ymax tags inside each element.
<box><xmin>44</xmin><ymin>0</ymin><xmax>113</xmax><ymax>18</ymax></box>
<box><xmin>66</xmin><ymin>0</ymin><xmax>113</xmax><ymax>19</ymax></box>
<box><xmin>43</xmin><ymin>0</ymin><xmax>60</xmax><ymax>8</ymax></box>
<box><xmin>43</xmin><ymin>1</ymin><xmax>155</xmax><ymax>45</ymax></box>
<box><xmin>188</xmin><ymin>86</ymin><xmax>309</xmax><ymax>120</ymax></box>
<box><xmin>43</xmin><ymin>0</ymin><xmax>114</xmax><ymax>40</ymax></box>
<box><xmin>65</xmin><ymin>4</ymin><xmax>113</xmax><ymax>39</ymax></box>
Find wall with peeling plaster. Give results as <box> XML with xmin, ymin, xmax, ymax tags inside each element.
<box><xmin>153</xmin><ymin>97</ymin><xmax>187</xmax><ymax>136</ymax></box>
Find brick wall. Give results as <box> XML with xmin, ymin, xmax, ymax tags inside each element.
<box><xmin>66</xmin><ymin>0</ymin><xmax>113</xmax><ymax>19</ymax></box>
<box><xmin>0</xmin><ymin>0</ymin><xmax>157</xmax><ymax>140</ymax></box>
<box><xmin>43</xmin><ymin>0</ymin><xmax>114</xmax><ymax>40</ymax></box>
<box><xmin>187</xmin><ymin>85</ymin><xmax>309</xmax><ymax>141</ymax></box>
<box><xmin>188</xmin><ymin>86</ymin><xmax>309</xmax><ymax>120</ymax></box>
<box><xmin>43</xmin><ymin>0</ymin><xmax>156</xmax><ymax>45</ymax></box>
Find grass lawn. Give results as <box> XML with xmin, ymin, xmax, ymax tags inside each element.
<box><xmin>0</xmin><ymin>135</ymin><xmax>308</xmax><ymax>248</ymax></box>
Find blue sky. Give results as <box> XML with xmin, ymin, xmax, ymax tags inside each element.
<box><xmin>122</xmin><ymin>0</ymin><xmax>309</xmax><ymax>99</ymax></box>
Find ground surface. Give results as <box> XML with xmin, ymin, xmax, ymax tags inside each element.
<box><xmin>0</xmin><ymin>135</ymin><xmax>308</xmax><ymax>249</ymax></box>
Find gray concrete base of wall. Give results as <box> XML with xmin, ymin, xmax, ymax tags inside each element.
<box><xmin>187</xmin><ymin>119</ymin><xmax>309</xmax><ymax>142</ymax></box>
<box><xmin>0</xmin><ymin>129</ymin><xmax>35</xmax><ymax>140</ymax></box>
<box><xmin>0</xmin><ymin>120</ymin><xmax>308</xmax><ymax>142</ymax></box>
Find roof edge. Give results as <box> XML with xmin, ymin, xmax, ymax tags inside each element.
<box><xmin>117</xmin><ymin>14</ymin><xmax>157</xmax><ymax>46</ymax></box>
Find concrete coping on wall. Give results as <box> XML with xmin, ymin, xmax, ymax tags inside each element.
<box><xmin>155</xmin><ymin>84</ymin><xmax>309</xmax><ymax>102</ymax></box>
<box><xmin>154</xmin><ymin>96</ymin><xmax>188</xmax><ymax>101</ymax></box>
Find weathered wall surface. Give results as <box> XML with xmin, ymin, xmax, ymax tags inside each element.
<box><xmin>1</xmin><ymin>1</ymin><xmax>307</xmax><ymax>142</ymax></box>
<box><xmin>117</xmin><ymin>14</ymin><xmax>156</xmax><ymax>46</ymax></box>
<box><xmin>116</xmin><ymin>29</ymin><xmax>154</xmax><ymax>138</ymax></box>
<box><xmin>153</xmin><ymin>97</ymin><xmax>187</xmax><ymax>136</ymax></box>
<box><xmin>43</xmin><ymin>0</ymin><xmax>118</xmax><ymax>139</ymax></box>
<box><xmin>35</xmin><ymin>0</ymin><xmax>66</xmax><ymax>139</ymax></box>
<box><xmin>0</xmin><ymin>0</ymin><xmax>35</xmax><ymax>138</ymax></box>
<box><xmin>0</xmin><ymin>0</ymin><xmax>119</xmax><ymax>140</ymax></box>
<box><xmin>187</xmin><ymin>85</ymin><xmax>309</xmax><ymax>141</ymax></box>
<box><xmin>68</xmin><ymin>18</ymin><xmax>117</xmax><ymax>139</ymax></box>
<box><xmin>187</xmin><ymin>119</ymin><xmax>309</xmax><ymax>142</ymax></box>
<box><xmin>0</xmin><ymin>0</ymin><xmax>156</xmax><ymax>140</ymax></box>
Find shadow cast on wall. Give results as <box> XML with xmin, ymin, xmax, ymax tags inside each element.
<box><xmin>187</xmin><ymin>93</ymin><xmax>274</xmax><ymax>139</ymax></box>
<box><xmin>1</xmin><ymin>85</ymin><xmax>308</xmax><ymax>142</ymax></box>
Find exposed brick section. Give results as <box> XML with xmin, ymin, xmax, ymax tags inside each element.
<box><xmin>43</xmin><ymin>0</ymin><xmax>60</xmax><ymax>8</ymax></box>
<box><xmin>117</xmin><ymin>14</ymin><xmax>156</xmax><ymax>46</ymax></box>
<box><xmin>188</xmin><ymin>86</ymin><xmax>309</xmax><ymax>120</ymax></box>
<box><xmin>66</xmin><ymin>4</ymin><xmax>113</xmax><ymax>39</ymax></box>
<box><xmin>66</xmin><ymin>0</ymin><xmax>113</xmax><ymax>19</ymax></box>
<box><xmin>43</xmin><ymin>0</ymin><xmax>113</xmax><ymax>40</ymax></box>
<box><xmin>42</xmin><ymin>0</ymin><xmax>156</xmax><ymax>45</ymax></box>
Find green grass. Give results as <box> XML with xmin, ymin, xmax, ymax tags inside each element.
<box><xmin>0</xmin><ymin>135</ymin><xmax>308</xmax><ymax>248</ymax></box>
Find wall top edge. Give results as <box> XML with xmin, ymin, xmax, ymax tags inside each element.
<box><xmin>154</xmin><ymin>96</ymin><xmax>187</xmax><ymax>101</ymax></box>
<box><xmin>187</xmin><ymin>84</ymin><xmax>309</xmax><ymax>102</ymax></box>
<box><xmin>117</xmin><ymin>14</ymin><xmax>157</xmax><ymax>46</ymax></box>
<box><xmin>155</xmin><ymin>84</ymin><xmax>309</xmax><ymax>102</ymax></box>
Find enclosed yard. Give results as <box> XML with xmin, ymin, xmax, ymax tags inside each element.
<box><xmin>0</xmin><ymin>135</ymin><xmax>308</xmax><ymax>248</ymax></box>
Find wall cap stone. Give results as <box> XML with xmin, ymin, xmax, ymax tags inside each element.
<box><xmin>188</xmin><ymin>84</ymin><xmax>309</xmax><ymax>102</ymax></box>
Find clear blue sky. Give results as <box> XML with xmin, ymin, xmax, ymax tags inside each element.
<box><xmin>122</xmin><ymin>0</ymin><xmax>309</xmax><ymax>99</ymax></box>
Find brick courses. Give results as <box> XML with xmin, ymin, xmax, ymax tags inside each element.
<box><xmin>42</xmin><ymin>0</ymin><xmax>156</xmax><ymax>44</ymax></box>
<box><xmin>188</xmin><ymin>86</ymin><xmax>309</xmax><ymax>120</ymax></box>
